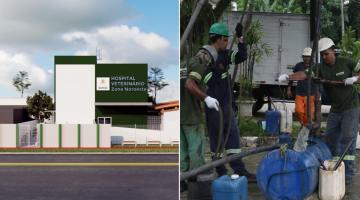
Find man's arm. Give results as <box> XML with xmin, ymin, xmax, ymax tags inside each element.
<box><xmin>228</xmin><ymin>37</ymin><xmax>247</xmax><ymax>65</ymax></box>
<box><xmin>186</xmin><ymin>50</ymin><xmax>220</xmax><ymax>111</ymax></box>
<box><xmin>185</xmin><ymin>79</ymin><xmax>207</xmax><ymax>101</ymax></box>
<box><xmin>278</xmin><ymin>71</ymin><xmax>307</xmax><ymax>83</ymax></box>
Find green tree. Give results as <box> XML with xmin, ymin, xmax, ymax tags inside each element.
<box><xmin>339</xmin><ymin>27</ymin><xmax>360</xmax><ymax>60</ymax></box>
<box><xmin>181</xmin><ymin>0</ymin><xmax>232</xmax><ymax>58</ymax></box>
<box><xmin>26</xmin><ymin>91</ymin><xmax>54</xmax><ymax>123</ymax></box>
<box><xmin>243</xmin><ymin>20</ymin><xmax>272</xmax><ymax>82</ymax></box>
<box><xmin>236</xmin><ymin>0</ymin><xmax>309</xmax><ymax>14</ymax></box>
<box><xmin>12</xmin><ymin>71</ymin><xmax>31</xmax><ymax>97</ymax></box>
<box><xmin>347</xmin><ymin>0</ymin><xmax>360</xmax><ymax>39</ymax></box>
<box><xmin>148</xmin><ymin>67</ymin><xmax>169</xmax><ymax>103</ymax></box>
<box><xmin>339</xmin><ymin>27</ymin><xmax>360</xmax><ymax>92</ymax></box>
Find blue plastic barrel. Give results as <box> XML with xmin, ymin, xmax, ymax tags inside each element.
<box><xmin>279</xmin><ymin>133</ymin><xmax>292</xmax><ymax>145</ymax></box>
<box><xmin>212</xmin><ymin>175</ymin><xmax>248</xmax><ymax>200</ymax></box>
<box><xmin>265</xmin><ymin>110</ymin><xmax>281</xmax><ymax>135</ymax></box>
<box><xmin>257</xmin><ymin>138</ymin><xmax>331</xmax><ymax>200</ymax></box>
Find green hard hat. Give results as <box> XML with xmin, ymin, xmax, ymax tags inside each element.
<box><xmin>209</xmin><ymin>23</ymin><xmax>229</xmax><ymax>37</ymax></box>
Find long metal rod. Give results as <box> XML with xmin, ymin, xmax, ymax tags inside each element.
<box><xmin>180</xmin><ymin>0</ymin><xmax>207</xmax><ymax>51</ymax></box>
<box><xmin>333</xmin><ymin>138</ymin><xmax>355</xmax><ymax>171</ymax></box>
<box><xmin>309</xmin><ymin>0</ymin><xmax>322</xmax><ymax>130</ymax></box>
<box><xmin>180</xmin><ymin>144</ymin><xmax>280</xmax><ymax>181</ymax></box>
<box><xmin>341</xmin><ymin>0</ymin><xmax>345</xmax><ymax>37</ymax></box>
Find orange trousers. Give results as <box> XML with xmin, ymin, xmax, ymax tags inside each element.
<box><xmin>295</xmin><ymin>95</ymin><xmax>315</xmax><ymax>126</ymax></box>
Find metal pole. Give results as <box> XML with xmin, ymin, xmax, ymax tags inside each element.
<box><xmin>180</xmin><ymin>144</ymin><xmax>280</xmax><ymax>181</ymax></box>
<box><xmin>180</xmin><ymin>0</ymin><xmax>207</xmax><ymax>50</ymax></box>
<box><xmin>341</xmin><ymin>0</ymin><xmax>345</xmax><ymax>37</ymax></box>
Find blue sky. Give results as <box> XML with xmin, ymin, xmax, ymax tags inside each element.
<box><xmin>0</xmin><ymin>0</ymin><xmax>179</xmax><ymax>102</ymax></box>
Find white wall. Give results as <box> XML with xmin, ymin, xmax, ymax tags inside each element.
<box><xmin>42</xmin><ymin>124</ymin><xmax>58</xmax><ymax>148</ymax></box>
<box><xmin>81</xmin><ymin>124</ymin><xmax>97</xmax><ymax>147</ymax></box>
<box><xmin>0</xmin><ymin>124</ymin><xmax>16</xmax><ymax>147</ymax></box>
<box><xmin>56</xmin><ymin>64</ymin><xmax>95</xmax><ymax>124</ymax></box>
<box><xmin>0</xmin><ymin>124</ymin><xmax>111</xmax><ymax>148</ymax></box>
<box><xmin>162</xmin><ymin>110</ymin><xmax>180</xmax><ymax>144</ymax></box>
<box><xmin>62</xmin><ymin>124</ymin><xmax>78</xmax><ymax>148</ymax></box>
<box><xmin>100</xmin><ymin>125</ymin><xmax>111</xmax><ymax>148</ymax></box>
<box><xmin>111</xmin><ymin>127</ymin><xmax>160</xmax><ymax>145</ymax></box>
<box><xmin>111</xmin><ymin>110</ymin><xmax>179</xmax><ymax>145</ymax></box>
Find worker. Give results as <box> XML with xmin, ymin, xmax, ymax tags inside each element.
<box><xmin>287</xmin><ymin>47</ymin><xmax>317</xmax><ymax>126</ymax></box>
<box><xmin>180</xmin><ymin>22</ymin><xmax>227</xmax><ymax>190</ymax></box>
<box><xmin>189</xmin><ymin>22</ymin><xmax>255</xmax><ymax>181</ymax></box>
<box><xmin>279</xmin><ymin>37</ymin><xmax>360</xmax><ymax>185</ymax></box>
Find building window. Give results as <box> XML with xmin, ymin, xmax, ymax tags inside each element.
<box><xmin>98</xmin><ymin>117</ymin><xmax>112</xmax><ymax>125</ymax></box>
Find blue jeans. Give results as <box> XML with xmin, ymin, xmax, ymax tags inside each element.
<box><xmin>326</xmin><ymin>107</ymin><xmax>359</xmax><ymax>183</ymax></box>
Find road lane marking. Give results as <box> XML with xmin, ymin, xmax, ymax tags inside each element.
<box><xmin>0</xmin><ymin>162</ymin><xmax>178</xmax><ymax>166</ymax></box>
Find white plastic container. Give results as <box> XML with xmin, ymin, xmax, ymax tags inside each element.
<box><xmin>318</xmin><ymin>160</ymin><xmax>345</xmax><ymax>200</ymax></box>
<box><xmin>356</xmin><ymin>132</ymin><xmax>360</xmax><ymax>149</ymax></box>
<box><xmin>278</xmin><ymin>104</ymin><xmax>292</xmax><ymax>133</ymax></box>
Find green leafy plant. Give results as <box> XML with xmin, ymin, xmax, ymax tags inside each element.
<box><xmin>26</xmin><ymin>91</ymin><xmax>54</xmax><ymax>122</ymax></box>
<box><xmin>13</xmin><ymin>71</ymin><xmax>31</xmax><ymax>98</ymax></box>
<box><xmin>339</xmin><ymin>27</ymin><xmax>360</xmax><ymax>60</ymax></box>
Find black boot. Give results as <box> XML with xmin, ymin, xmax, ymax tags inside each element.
<box><xmin>180</xmin><ymin>181</ymin><xmax>188</xmax><ymax>192</ymax></box>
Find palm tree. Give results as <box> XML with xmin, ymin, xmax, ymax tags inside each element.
<box><xmin>13</xmin><ymin>71</ymin><xmax>31</xmax><ymax>98</ymax></box>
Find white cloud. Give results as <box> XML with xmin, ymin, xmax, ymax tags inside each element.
<box><xmin>0</xmin><ymin>0</ymin><xmax>136</xmax><ymax>50</ymax></box>
<box><xmin>0</xmin><ymin>51</ymin><xmax>53</xmax><ymax>97</ymax></box>
<box><xmin>155</xmin><ymin>80</ymin><xmax>179</xmax><ymax>103</ymax></box>
<box><xmin>62</xmin><ymin>25</ymin><xmax>178</xmax><ymax>68</ymax></box>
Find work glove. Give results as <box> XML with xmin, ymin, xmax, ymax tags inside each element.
<box><xmin>278</xmin><ymin>74</ymin><xmax>289</xmax><ymax>83</ymax></box>
<box><xmin>344</xmin><ymin>76</ymin><xmax>358</xmax><ymax>85</ymax></box>
<box><xmin>204</xmin><ymin>96</ymin><xmax>219</xmax><ymax>111</ymax></box>
<box><xmin>235</xmin><ymin>23</ymin><xmax>243</xmax><ymax>38</ymax></box>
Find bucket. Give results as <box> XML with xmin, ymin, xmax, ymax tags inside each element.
<box><xmin>188</xmin><ymin>173</ymin><xmax>216</xmax><ymax>200</ymax></box>
<box><xmin>212</xmin><ymin>174</ymin><xmax>248</xmax><ymax>200</ymax></box>
<box><xmin>318</xmin><ymin>160</ymin><xmax>345</xmax><ymax>200</ymax></box>
<box><xmin>188</xmin><ymin>180</ymin><xmax>212</xmax><ymax>200</ymax></box>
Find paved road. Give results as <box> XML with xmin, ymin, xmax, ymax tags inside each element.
<box><xmin>0</xmin><ymin>154</ymin><xmax>178</xmax><ymax>200</ymax></box>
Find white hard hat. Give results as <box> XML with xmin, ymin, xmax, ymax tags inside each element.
<box><xmin>302</xmin><ymin>47</ymin><xmax>312</xmax><ymax>56</ymax></box>
<box><xmin>319</xmin><ymin>37</ymin><xmax>335</xmax><ymax>52</ymax></box>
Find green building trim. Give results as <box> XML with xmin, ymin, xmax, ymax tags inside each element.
<box><xmin>54</xmin><ymin>56</ymin><xmax>97</xmax><ymax>65</ymax></box>
<box><xmin>77</xmin><ymin>124</ymin><xmax>81</xmax><ymax>148</ymax></box>
<box><xmin>96</xmin><ymin>124</ymin><xmax>100</xmax><ymax>148</ymax></box>
<box><xmin>40</xmin><ymin>124</ymin><xmax>43</xmax><ymax>148</ymax></box>
<box><xmin>16</xmin><ymin>124</ymin><xmax>19</xmax><ymax>148</ymax></box>
<box><xmin>58</xmin><ymin>124</ymin><xmax>62</xmax><ymax>148</ymax></box>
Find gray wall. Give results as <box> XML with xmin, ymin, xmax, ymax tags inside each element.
<box><xmin>0</xmin><ymin>106</ymin><xmax>31</xmax><ymax>124</ymax></box>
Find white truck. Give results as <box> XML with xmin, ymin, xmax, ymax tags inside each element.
<box><xmin>223</xmin><ymin>12</ymin><xmax>311</xmax><ymax>114</ymax></box>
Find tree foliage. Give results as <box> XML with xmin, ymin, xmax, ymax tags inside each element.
<box><xmin>339</xmin><ymin>27</ymin><xmax>360</xmax><ymax>60</ymax></box>
<box><xmin>148</xmin><ymin>67</ymin><xmax>169</xmax><ymax>103</ymax></box>
<box><xmin>26</xmin><ymin>91</ymin><xmax>54</xmax><ymax>123</ymax></box>
<box><xmin>13</xmin><ymin>71</ymin><xmax>31</xmax><ymax>98</ymax></box>
<box><xmin>180</xmin><ymin>0</ymin><xmax>231</xmax><ymax>58</ymax></box>
<box><xmin>236</xmin><ymin>0</ymin><xmax>310</xmax><ymax>13</ymax></box>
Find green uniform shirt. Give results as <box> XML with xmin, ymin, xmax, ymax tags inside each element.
<box><xmin>314</xmin><ymin>57</ymin><xmax>360</xmax><ymax>113</ymax></box>
<box><xmin>180</xmin><ymin>49</ymin><xmax>213</xmax><ymax>125</ymax></box>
